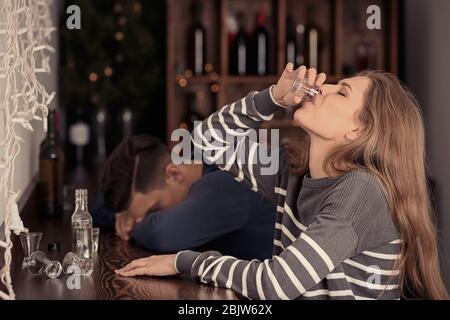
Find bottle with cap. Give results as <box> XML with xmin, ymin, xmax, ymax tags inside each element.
<box><xmin>71</xmin><ymin>189</ymin><xmax>94</xmax><ymax>276</ymax></box>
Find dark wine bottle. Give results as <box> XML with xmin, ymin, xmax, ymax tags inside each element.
<box><xmin>186</xmin><ymin>92</ymin><xmax>203</xmax><ymax>131</ymax></box>
<box><xmin>286</xmin><ymin>16</ymin><xmax>297</xmax><ymax>67</ymax></box>
<box><xmin>230</xmin><ymin>12</ymin><xmax>248</xmax><ymax>75</ymax></box>
<box><xmin>188</xmin><ymin>1</ymin><xmax>206</xmax><ymax>75</ymax></box>
<box><xmin>39</xmin><ymin>110</ymin><xmax>64</xmax><ymax>218</ymax></box>
<box><xmin>252</xmin><ymin>10</ymin><xmax>269</xmax><ymax>75</ymax></box>
<box><xmin>304</xmin><ymin>5</ymin><xmax>321</xmax><ymax>70</ymax></box>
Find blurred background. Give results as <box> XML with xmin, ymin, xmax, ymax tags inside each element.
<box><xmin>10</xmin><ymin>0</ymin><xmax>450</xmax><ymax>290</ymax></box>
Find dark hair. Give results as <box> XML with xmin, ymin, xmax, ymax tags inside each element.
<box><xmin>102</xmin><ymin>135</ymin><xmax>169</xmax><ymax>212</ymax></box>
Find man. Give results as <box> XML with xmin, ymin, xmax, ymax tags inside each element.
<box><xmin>93</xmin><ymin>135</ymin><xmax>276</xmax><ymax>260</ymax></box>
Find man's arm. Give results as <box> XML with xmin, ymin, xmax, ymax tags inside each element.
<box><xmin>130</xmin><ymin>174</ymin><xmax>254</xmax><ymax>253</ymax></box>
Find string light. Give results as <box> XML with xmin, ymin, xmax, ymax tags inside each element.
<box><xmin>184</xmin><ymin>69</ymin><xmax>193</xmax><ymax>79</ymax></box>
<box><xmin>0</xmin><ymin>0</ymin><xmax>56</xmax><ymax>300</ymax></box>
<box><xmin>205</xmin><ymin>63</ymin><xmax>213</xmax><ymax>73</ymax></box>
<box><xmin>210</xmin><ymin>83</ymin><xmax>220</xmax><ymax>93</ymax></box>
<box><xmin>178</xmin><ymin>78</ymin><xmax>188</xmax><ymax>88</ymax></box>
<box><xmin>210</xmin><ymin>72</ymin><xmax>219</xmax><ymax>81</ymax></box>
<box><xmin>89</xmin><ymin>72</ymin><xmax>99</xmax><ymax>82</ymax></box>
<box><xmin>115</xmin><ymin>31</ymin><xmax>125</xmax><ymax>41</ymax></box>
<box><xmin>104</xmin><ymin>67</ymin><xmax>113</xmax><ymax>77</ymax></box>
<box><xmin>133</xmin><ymin>2</ymin><xmax>142</xmax><ymax>14</ymax></box>
<box><xmin>114</xmin><ymin>3</ymin><xmax>123</xmax><ymax>13</ymax></box>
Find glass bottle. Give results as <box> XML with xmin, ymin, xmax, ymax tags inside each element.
<box><xmin>304</xmin><ymin>5</ymin><xmax>321</xmax><ymax>70</ymax></box>
<box><xmin>71</xmin><ymin>189</ymin><xmax>94</xmax><ymax>276</ymax></box>
<box><xmin>188</xmin><ymin>1</ymin><xmax>206</xmax><ymax>75</ymax></box>
<box><xmin>252</xmin><ymin>10</ymin><xmax>269</xmax><ymax>75</ymax></box>
<box><xmin>39</xmin><ymin>109</ymin><xmax>64</xmax><ymax>218</ymax></box>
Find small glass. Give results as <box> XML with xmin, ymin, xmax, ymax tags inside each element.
<box><xmin>24</xmin><ymin>251</ymin><xmax>62</xmax><ymax>279</ymax></box>
<box><xmin>92</xmin><ymin>228</ymin><xmax>100</xmax><ymax>253</ymax></box>
<box><xmin>19</xmin><ymin>232</ymin><xmax>42</xmax><ymax>269</ymax></box>
<box><xmin>291</xmin><ymin>78</ymin><xmax>320</xmax><ymax>100</ymax></box>
<box><xmin>62</xmin><ymin>251</ymin><xmax>82</xmax><ymax>274</ymax></box>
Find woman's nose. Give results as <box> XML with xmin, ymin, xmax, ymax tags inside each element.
<box><xmin>319</xmin><ymin>84</ymin><xmax>337</xmax><ymax>96</ymax></box>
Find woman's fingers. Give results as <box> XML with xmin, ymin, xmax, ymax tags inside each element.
<box><xmin>315</xmin><ymin>73</ymin><xmax>327</xmax><ymax>88</ymax></box>
<box><xmin>296</xmin><ymin>65</ymin><xmax>307</xmax><ymax>81</ymax></box>
<box><xmin>117</xmin><ymin>266</ymin><xmax>149</xmax><ymax>277</ymax></box>
<box><xmin>116</xmin><ymin>257</ymin><xmax>150</xmax><ymax>273</ymax></box>
<box><xmin>306</xmin><ymin>68</ymin><xmax>317</xmax><ymax>86</ymax></box>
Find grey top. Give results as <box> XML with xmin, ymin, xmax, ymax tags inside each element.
<box><xmin>175</xmin><ymin>87</ymin><xmax>401</xmax><ymax>300</ymax></box>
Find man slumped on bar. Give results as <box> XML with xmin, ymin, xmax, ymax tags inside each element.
<box><xmin>92</xmin><ymin>135</ymin><xmax>276</xmax><ymax>261</ymax></box>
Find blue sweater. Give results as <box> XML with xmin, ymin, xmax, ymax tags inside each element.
<box><xmin>92</xmin><ymin>165</ymin><xmax>276</xmax><ymax>260</ymax></box>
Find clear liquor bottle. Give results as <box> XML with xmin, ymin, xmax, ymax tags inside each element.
<box><xmin>71</xmin><ymin>189</ymin><xmax>94</xmax><ymax>276</ymax></box>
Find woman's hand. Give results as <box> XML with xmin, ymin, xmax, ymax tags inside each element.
<box><xmin>272</xmin><ymin>63</ymin><xmax>327</xmax><ymax>108</ymax></box>
<box><xmin>115</xmin><ymin>254</ymin><xmax>179</xmax><ymax>277</ymax></box>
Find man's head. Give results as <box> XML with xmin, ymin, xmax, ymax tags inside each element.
<box><xmin>102</xmin><ymin>135</ymin><xmax>200</xmax><ymax>218</ymax></box>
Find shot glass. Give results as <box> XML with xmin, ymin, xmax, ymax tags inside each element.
<box><xmin>92</xmin><ymin>228</ymin><xmax>100</xmax><ymax>253</ymax></box>
<box><xmin>19</xmin><ymin>232</ymin><xmax>42</xmax><ymax>269</ymax></box>
<box><xmin>24</xmin><ymin>251</ymin><xmax>62</xmax><ymax>279</ymax></box>
<box><xmin>62</xmin><ymin>251</ymin><xmax>82</xmax><ymax>274</ymax></box>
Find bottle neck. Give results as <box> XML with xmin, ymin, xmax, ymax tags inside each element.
<box><xmin>192</xmin><ymin>4</ymin><xmax>202</xmax><ymax>24</ymax></box>
<box><xmin>307</xmin><ymin>6</ymin><xmax>317</xmax><ymax>25</ymax></box>
<box><xmin>75</xmin><ymin>197</ymin><xmax>88</xmax><ymax>212</ymax></box>
<box><xmin>46</xmin><ymin>111</ymin><xmax>57</xmax><ymax>142</ymax></box>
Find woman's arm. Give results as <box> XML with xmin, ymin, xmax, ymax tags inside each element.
<box><xmin>116</xmin><ymin>170</ymin><xmax>392</xmax><ymax>300</ymax></box>
<box><xmin>191</xmin><ymin>64</ymin><xmax>325</xmax><ymax>202</ymax></box>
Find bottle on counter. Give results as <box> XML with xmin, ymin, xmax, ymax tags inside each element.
<box><xmin>71</xmin><ymin>189</ymin><xmax>94</xmax><ymax>276</ymax></box>
<box><xmin>39</xmin><ymin>109</ymin><xmax>64</xmax><ymax>218</ymax></box>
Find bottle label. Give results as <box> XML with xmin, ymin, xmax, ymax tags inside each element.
<box><xmin>195</xmin><ymin>29</ymin><xmax>204</xmax><ymax>74</ymax></box>
<box><xmin>258</xmin><ymin>33</ymin><xmax>267</xmax><ymax>75</ymax></box>
<box><xmin>69</xmin><ymin>122</ymin><xmax>90</xmax><ymax>147</ymax></box>
<box><xmin>238</xmin><ymin>44</ymin><xmax>246</xmax><ymax>75</ymax></box>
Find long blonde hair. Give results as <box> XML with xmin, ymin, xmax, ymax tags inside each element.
<box><xmin>285</xmin><ymin>70</ymin><xmax>448</xmax><ymax>299</ymax></box>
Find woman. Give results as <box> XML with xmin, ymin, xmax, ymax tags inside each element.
<box><xmin>116</xmin><ymin>64</ymin><xmax>448</xmax><ymax>300</ymax></box>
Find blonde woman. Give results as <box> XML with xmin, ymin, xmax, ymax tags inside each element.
<box><xmin>116</xmin><ymin>64</ymin><xmax>448</xmax><ymax>300</ymax></box>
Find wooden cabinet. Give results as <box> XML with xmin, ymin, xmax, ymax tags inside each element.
<box><xmin>166</xmin><ymin>0</ymin><xmax>399</xmax><ymax>140</ymax></box>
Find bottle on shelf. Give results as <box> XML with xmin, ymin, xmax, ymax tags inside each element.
<box><xmin>188</xmin><ymin>1</ymin><xmax>206</xmax><ymax>75</ymax></box>
<box><xmin>68</xmin><ymin>105</ymin><xmax>91</xmax><ymax>168</ymax></box>
<box><xmin>304</xmin><ymin>5</ymin><xmax>321</xmax><ymax>70</ymax></box>
<box><xmin>230</xmin><ymin>12</ymin><xmax>248</xmax><ymax>76</ymax></box>
<box><xmin>286</xmin><ymin>16</ymin><xmax>297</xmax><ymax>67</ymax></box>
<box><xmin>251</xmin><ymin>10</ymin><xmax>269</xmax><ymax>76</ymax></box>
<box><xmin>181</xmin><ymin>92</ymin><xmax>203</xmax><ymax>132</ymax></box>
<box><xmin>71</xmin><ymin>189</ymin><xmax>94</xmax><ymax>277</ymax></box>
<box><xmin>39</xmin><ymin>109</ymin><xmax>65</xmax><ymax>218</ymax></box>
<box><xmin>355</xmin><ymin>34</ymin><xmax>377</xmax><ymax>71</ymax></box>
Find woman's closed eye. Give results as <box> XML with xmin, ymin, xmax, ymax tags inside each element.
<box><xmin>338</xmin><ymin>90</ymin><xmax>346</xmax><ymax>97</ymax></box>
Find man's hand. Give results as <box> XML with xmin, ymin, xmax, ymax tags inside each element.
<box><xmin>115</xmin><ymin>254</ymin><xmax>179</xmax><ymax>277</ymax></box>
<box><xmin>272</xmin><ymin>63</ymin><xmax>326</xmax><ymax>108</ymax></box>
<box><xmin>115</xmin><ymin>211</ymin><xmax>141</xmax><ymax>241</ymax></box>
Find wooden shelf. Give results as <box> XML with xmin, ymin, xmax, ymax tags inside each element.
<box><xmin>167</xmin><ymin>0</ymin><xmax>400</xmax><ymax>141</ymax></box>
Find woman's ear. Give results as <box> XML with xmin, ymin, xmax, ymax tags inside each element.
<box><xmin>345</xmin><ymin>127</ymin><xmax>363</xmax><ymax>141</ymax></box>
<box><xmin>165</xmin><ymin>163</ymin><xmax>184</xmax><ymax>184</ymax></box>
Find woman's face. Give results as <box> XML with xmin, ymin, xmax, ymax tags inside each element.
<box><xmin>294</xmin><ymin>76</ymin><xmax>372</xmax><ymax>142</ymax></box>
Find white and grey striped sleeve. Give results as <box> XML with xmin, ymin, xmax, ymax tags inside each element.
<box><xmin>191</xmin><ymin>86</ymin><xmax>287</xmax><ymax>203</ymax></box>
<box><xmin>175</xmin><ymin>213</ymin><xmax>358</xmax><ymax>300</ymax></box>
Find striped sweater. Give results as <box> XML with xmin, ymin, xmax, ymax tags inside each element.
<box><xmin>175</xmin><ymin>87</ymin><xmax>402</xmax><ymax>300</ymax></box>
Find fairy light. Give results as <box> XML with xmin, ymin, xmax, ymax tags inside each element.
<box><xmin>210</xmin><ymin>83</ymin><xmax>220</xmax><ymax>93</ymax></box>
<box><xmin>115</xmin><ymin>31</ymin><xmax>124</xmax><ymax>41</ymax></box>
<box><xmin>89</xmin><ymin>72</ymin><xmax>98</xmax><ymax>82</ymax></box>
<box><xmin>104</xmin><ymin>67</ymin><xmax>113</xmax><ymax>77</ymax></box>
<box><xmin>0</xmin><ymin>0</ymin><xmax>56</xmax><ymax>300</ymax></box>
